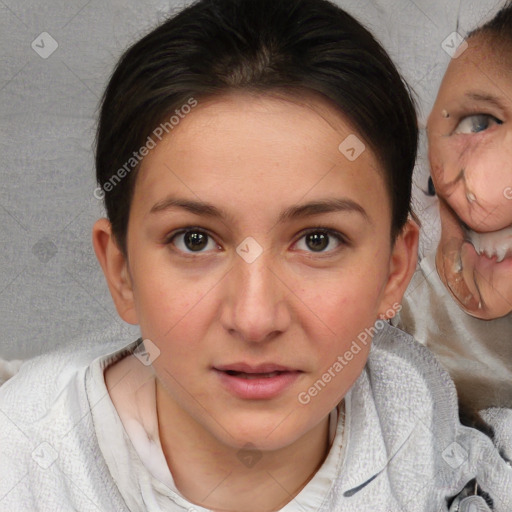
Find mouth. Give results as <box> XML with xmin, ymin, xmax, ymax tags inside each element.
<box><xmin>438</xmin><ymin>203</ymin><xmax>512</xmax><ymax>317</ymax></box>
<box><xmin>462</xmin><ymin>221</ymin><xmax>512</xmax><ymax>263</ymax></box>
<box><xmin>224</xmin><ymin>370</ymin><xmax>287</xmax><ymax>379</ymax></box>
<box><xmin>213</xmin><ymin>363</ymin><xmax>303</xmax><ymax>399</ymax></box>
<box><xmin>215</xmin><ymin>363</ymin><xmax>299</xmax><ymax>378</ymax></box>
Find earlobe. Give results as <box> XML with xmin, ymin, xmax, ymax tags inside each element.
<box><xmin>378</xmin><ymin>219</ymin><xmax>419</xmax><ymax>319</ymax></box>
<box><xmin>92</xmin><ymin>218</ymin><xmax>138</xmax><ymax>325</ymax></box>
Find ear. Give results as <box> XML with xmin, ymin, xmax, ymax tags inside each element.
<box><xmin>92</xmin><ymin>218</ymin><xmax>138</xmax><ymax>325</ymax></box>
<box><xmin>377</xmin><ymin>218</ymin><xmax>419</xmax><ymax>320</ymax></box>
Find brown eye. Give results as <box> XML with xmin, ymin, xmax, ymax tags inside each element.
<box><xmin>294</xmin><ymin>229</ymin><xmax>346</xmax><ymax>254</ymax></box>
<box><xmin>183</xmin><ymin>231</ymin><xmax>209</xmax><ymax>251</ymax></box>
<box><xmin>306</xmin><ymin>232</ymin><xmax>329</xmax><ymax>251</ymax></box>
<box><xmin>167</xmin><ymin>229</ymin><xmax>217</xmax><ymax>253</ymax></box>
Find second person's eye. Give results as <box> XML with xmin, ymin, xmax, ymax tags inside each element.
<box><xmin>453</xmin><ymin>113</ymin><xmax>502</xmax><ymax>134</ymax></box>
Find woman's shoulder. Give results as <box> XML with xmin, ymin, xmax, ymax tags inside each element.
<box><xmin>368</xmin><ymin>321</ymin><xmax>457</xmax><ymax>406</ymax></box>
<box><xmin>0</xmin><ymin>339</ymin><xmax>136</xmax><ymax>511</ymax></box>
<box><xmin>362</xmin><ymin>323</ymin><xmax>512</xmax><ymax>510</ymax></box>
<box><xmin>0</xmin><ymin>357</ymin><xmax>23</xmax><ymax>386</ymax></box>
<box><xmin>360</xmin><ymin>322</ymin><xmax>460</xmax><ymax>458</ymax></box>
<box><xmin>1</xmin><ymin>344</ymin><xmax>108</xmax><ymax>404</ymax></box>
<box><xmin>0</xmin><ymin>338</ymin><xmax>138</xmax><ymax>433</ymax></box>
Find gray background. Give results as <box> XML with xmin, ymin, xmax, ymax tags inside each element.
<box><xmin>0</xmin><ymin>0</ymin><xmax>504</xmax><ymax>359</ymax></box>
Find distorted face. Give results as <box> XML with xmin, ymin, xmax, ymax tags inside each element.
<box><xmin>104</xmin><ymin>91</ymin><xmax>415</xmax><ymax>452</ymax></box>
<box><xmin>428</xmin><ymin>34</ymin><xmax>512</xmax><ymax>319</ymax></box>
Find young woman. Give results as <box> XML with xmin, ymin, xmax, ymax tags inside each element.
<box><xmin>1</xmin><ymin>0</ymin><xmax>510</xmax><ymax>510</ymax></box>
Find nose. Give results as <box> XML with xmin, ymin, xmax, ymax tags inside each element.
<box><xmin>221</xmin><ymin>249</ymin><xmax>291</xmax><ymax>344</ymax></box>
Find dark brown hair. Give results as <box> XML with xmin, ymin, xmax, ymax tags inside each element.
<box><xmin>95</xmin><ymin>0</ymin><xmax>418</xmax><ymax>255</ymax></box>
<box><xmin>468</xmin><ymin>1</ymin><xmax>512</xmax><ymax>41</ymax></box>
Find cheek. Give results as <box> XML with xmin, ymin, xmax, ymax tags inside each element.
<box><xmin>430</xmin><ymin>131</ymin><xmax>480</xmax><ymax>190</ymax></box>
<box><xmin>433</xmin><ymin>132</ymin><xmax>512</xmax><ymax>191</ymax></box>
<box><xmin>136</xmin><ymin>285</ymin><xmax>213</xmax><ymax>380</ymax></box>
<box><xmin>431</xmin><ymin>135</ymin><xmax>512</xmax><ymax>225</ymax></box>
<box><xmin>464</xmin><ymin>148</ymin><xmax>512</xmax><ymax>198</ymax></box>
<box><xmin>430</xmin><ymin>138</ymin><xmax>466</xmax><ymax>193</ymax></box>
<box><xmin>465</xmin><ymin>156</ymin><xmax>512</xmax><ymax>229</ymax></box>
<box><xmin>294</xmin><ymin>261</ymin><xmax>386</xmax><ymax>345</ymax></box>
<box><xmin>428</xmin><ymin>138</ymin><xmax>448</xmax><ymax>188</ymax></box>
<box><xmin>130</xmin><ymin>252</ymin><xmax>217</xmax><ymax>342</ymax></box>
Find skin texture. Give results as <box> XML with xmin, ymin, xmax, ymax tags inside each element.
<box><xmin>93</xmin><ymin>92</ymin><xmax>418</xmax><ymax>512</ymax></box>
<box><xmin>428</xmin><ymin>34</ymin><xmax>512</xmax><ymax>319</ymax></box>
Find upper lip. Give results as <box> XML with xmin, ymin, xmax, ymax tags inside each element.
<box><xmin>214</xmin><ymin>363</ymin><xmax>299</xmax><ymax>373</ymax></box>
<box><xmin>454</xmin><ymin>203</ymin><xmax>512</xmax><ymax>236</ymax></box>
<box><xmin>461</xmin><ymin>219</ymin><xmax>512</xmax><ymax>236</ymax></box>
<box><xmin>459</xmin><ymin>217</ymin><xmax>512</xmax><ymax>262</ymax></box>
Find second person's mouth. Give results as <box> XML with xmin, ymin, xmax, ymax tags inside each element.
<box><xmin>462</xmin><ymin>222</ymin><xmax>512</xmax><ymax>263</ymax></box>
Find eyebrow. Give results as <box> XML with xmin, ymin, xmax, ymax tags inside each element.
<box><xmin>464</xmin><ymin>91</ymin><xmax>506</xmax><ymax>111</ymax></box>
<box><xmin>149</xmin><ymin>196</ymin><xmax>369</xmax><ymax>224</ymax></box>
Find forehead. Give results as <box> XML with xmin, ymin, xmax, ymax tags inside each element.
<box><xmin>136</xmin><ymin>91</ymin><xmax>384</xmax><ymax>197</ymax></box>
<box><xmin>436</xmin><ymin>35</ymin><xmax>512</xmax><ymax>101</ymax></box>
<box><xmin>164</xmin><ymin>91</ymin><xmax>360</xmax><ymax>154</ymax></box>
<box><xmin>131</xmin><ymin>91</ymin><xmax>390</xmax><ymax>227</ymax></box>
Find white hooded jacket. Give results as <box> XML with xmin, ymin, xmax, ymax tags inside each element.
<box><xmin>0</xmin><ymin>322</ymin><xmax>511</xmax><ymax>511</ymax></box>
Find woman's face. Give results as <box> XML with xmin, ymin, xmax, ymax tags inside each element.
<box><xmin>428</xmin><ymin>35</ymin><xmax>512</xmax><ymax>319</ymax></box>
<box><xmin>103</xmin><ymin>92</ymin><xmax>414</xmax><ymax>452</ymax></box>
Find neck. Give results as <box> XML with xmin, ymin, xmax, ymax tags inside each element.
<box><xmin>155</xmin><ymin>379</ymin><xmax>333</xmax><ymax>512</ymax></box>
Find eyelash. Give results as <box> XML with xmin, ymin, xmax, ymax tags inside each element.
<box><xmin>164</xmin><ymin>226</ymin><xmax>348</xmax><ymax>257</ymax></box>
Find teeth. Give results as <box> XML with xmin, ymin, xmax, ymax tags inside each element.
<box><xmin>496</xmin><ymin>245</ymin><xmax>508</xmax><ymax>262</ymax></box>
<box><xmin>465</xmin><ymin>225</ymin><xmax>512</xmax><ymax>262</ymax></box>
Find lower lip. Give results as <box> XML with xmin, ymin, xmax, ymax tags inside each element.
<box><xmin>214</xmin><ymin>370</ymin><xmax>301</xmax><ymax>400</ymax></box>
<box><xmin>465</xmin><ymin>241</ymin><xmax>512</xmax><ymax>271</ymax></box>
